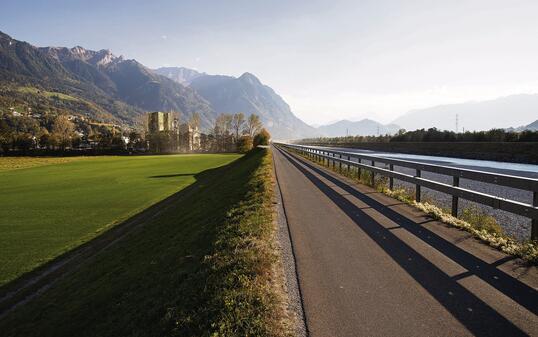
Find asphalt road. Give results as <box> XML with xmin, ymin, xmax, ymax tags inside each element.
<box><xmin>272</xmin><ymin>146</ymin><xmax>538</xmax><ymax>337</ymax></box>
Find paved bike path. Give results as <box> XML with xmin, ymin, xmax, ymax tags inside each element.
<box><xmin>273</xmin><ymin>146</ymin><xmax>537</xmax><ymax>337</ymax></box>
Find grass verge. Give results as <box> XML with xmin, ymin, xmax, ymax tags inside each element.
<box><xmin>0</xmin><ymin>148</ymin><xmax>291</xmax><ymax>336</ymax></box>
<box><xmin>292</xmin><ymin>149</ymin><xmax>538</xmax><ymax>264</ymax></box>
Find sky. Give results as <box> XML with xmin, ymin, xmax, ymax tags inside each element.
<box><xmin>2</xmin><ymin>0</ymin><xmax>538</xmax><ymax>125</ymax></box>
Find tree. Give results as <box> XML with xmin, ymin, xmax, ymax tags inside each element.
<box><xmin>253</xmin><ymin>128</ymin><xmax>270</xmax><ymax>146</ymax></box>
<box><xmin>39</xmin><ymin>130</ymin><xmax>51</xmax><ymax>149</ymax></box>
<box><xmin>245</xmin><ymin>114</ymin><xmax>262</xmax><ymax>137</ymax></box>
<box><xmin>213</xmin><ymin>114</ymin><xmax>234</xmax><ymax>151</ymax></box>
<box><xmin>232</xmin><ymin>112</ymin><xmax>246</xmax><ymax>139</ymax></box>
<box><xmin>0</xmin><ymin>132</ymin><xmax>12</xmax><ymax>153</ymax></box>
<box><xmin>12</xmin><ymin>133</ymin><xmax>34</xmax><ymax>152</ymax></box>
<box><xmin>237</xmin><ymin>135</ymin><xmax>253</xmax><ymax>153</ymax></box>
<box><xmin>52</xmin><ymin>115</ymin><xmax>75</xmax><ymax>150</ymax></box>
<box><xmin>127</xmin><ymin>130</ymin><xmax>145</xmax><ymax>150</ymax></box>
<box><xmin>189</xmin><ymin>112</ymin><xmax>201</xmax><ymax>130</ymax></box>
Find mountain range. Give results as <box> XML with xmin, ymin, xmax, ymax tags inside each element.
<box><xmin>0</xmin><ymin>30</ymin><xmax>316</xmax><ymax>138</ymax></box>
<box><xmin>314</xmin><ymin>119</ymin><xmax>399</xmax><ymax>137</ymax></box>
<box><xmin>155</xmin><ymin>68</ymin><xmax>317</xmax><ymax>139</ymax></box>
<box><xmin>392</xmin><ymin>94</ymin><xmax>538</xmax><ymax>131</ymax></box>
<box><xmin>0</xmin><ymin>31</ymin><xmax>218</xmax><ymax>127</ymax></box>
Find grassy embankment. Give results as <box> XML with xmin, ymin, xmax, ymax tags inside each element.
<box><xmin>1</xmin><ymin>148</ymin><xmax>292</xmax><ymax>336</ymax></box>
<box><xmin>291</xmin><ymin>148</ymin><xmax>538</xmax><ymax>263</ymax></box>
<box><xmin>0</xmin><ymin>154</ymin><xmax>240</xmax><ymax>285</ymax></box>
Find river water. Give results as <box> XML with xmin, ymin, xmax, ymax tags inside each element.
<box><xmin>314</xmin><ymin>146</ymin><xmax>538</xmax><ymax>178</ymax></box>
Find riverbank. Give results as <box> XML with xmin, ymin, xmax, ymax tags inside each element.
<box><xmin>297</xmin><ymin>142</ymin><xmax>538</xmax><ymax>164</ymax></box>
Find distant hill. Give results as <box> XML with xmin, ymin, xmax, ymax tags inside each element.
<box><xmin>507</xmin><ymin>119</ymin><xmax>538</xmax><ymax>132</ymax></box>
<box><xmin>187</xmin><ymin>72</ymin><xmax>318</xmax><ymax>139</ymax></box>
<box><xmin>154</xmin><ymin>67</ymin><xmax>205</xmax><ymax>85</ymax></box>
<box><xmin>316</xmin><ymin>119</ymin><xmax>400</xmax><ymax>137</ymax></box>
<box><xmin>525</xmin><ymin>120</ymin><xmax>538</xmax><ymax>131</ymax></box>
<box><xmin>392</xmin><ymin>94</ymin><xmax>538</xmax><ymax>131</ymax></box>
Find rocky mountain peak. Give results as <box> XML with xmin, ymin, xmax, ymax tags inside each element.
<box><xmin>91</xmin><ymin>49</ymin><xmax>120</xmax><ymax>67</ymax></box>
<box><xmin>154</xmin><ymin>67</ymin><xmax>205</xmax><ymax>85</ymax></box>
<box><xmin>238</xmin><ymin>72</ymin><xmax>261</xmax><ymax>85</ymax></box>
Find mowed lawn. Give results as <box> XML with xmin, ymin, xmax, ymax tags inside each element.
<box><xmin>0</xmin><ymin>154</ymin><xmax>241</xmax><ymax>286</ymax></box>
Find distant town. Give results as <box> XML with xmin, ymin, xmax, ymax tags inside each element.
<box><xmin>0</xmin><ymin>106</ymin><xmax>268</xmax><ymax>154</ymax></box>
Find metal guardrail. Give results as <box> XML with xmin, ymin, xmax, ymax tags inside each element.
<box><xmin>275</xmin><ymin>143</ymin><xmax>538</xmax><ymax>241</ymax></box>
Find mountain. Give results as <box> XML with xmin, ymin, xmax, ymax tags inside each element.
<box><xmin>507</xmin><ymin>119</ymin><xmax>538</xmax><ymax>132</ymax></box>
<box><xmin>392</xmin><ymin>94</ymin><xmax>538</xmax><ymax>131</ymax></box>
<box><xmin>316</xmin><ymin>119</ymin><xmax>400</xmax><ymax>137</ymax></box>
<box><xmin>187</xmin><ymin>71</ymin><xmax>318</xmax><ymax>139</ymax></box>
<box><xmin>524</xmin><ymin>120</ymin><xmax>538</xmax><ymax>131</ymax></box>
<box><xmin>0</xmin><ymin>31</ymin><xmax>214</xmax><ymax>127</ymax></box>
<box><xmin>154</xmin><ymin>67</ymin><xmax>204</xmax><ymax>85</ymax></box>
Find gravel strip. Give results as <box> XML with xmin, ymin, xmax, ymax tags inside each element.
<box><xmin>274</xmin><ymin>159</ymin><xmax>308</xmax><ymax>337</ymax></box>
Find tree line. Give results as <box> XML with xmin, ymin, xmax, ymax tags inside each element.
<box><xmin>298</xmin><ymin>127</ymin><xmax>538</xmax><ymax>145</ymax></box>
<box><xmin>0</xmin><ymin>110</ymin><xmax>270</xmax><ymax>155</ymax></box>
<box><xmin>146</xmin><ymin>112</ymin><xmax>270</xmax><ymax>153</ymax></box>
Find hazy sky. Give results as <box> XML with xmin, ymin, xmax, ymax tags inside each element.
<box><xmin>2</xmin><ymin>0</ymin><xmax>538</xmax><ymax>125</ymax></box>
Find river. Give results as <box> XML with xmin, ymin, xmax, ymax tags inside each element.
<box><xmin>314</xmin><ymin>146</ymin><xmax>538</xmax><ymax>178</ymax></box>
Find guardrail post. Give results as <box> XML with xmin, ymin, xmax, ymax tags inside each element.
<box><xmin>347</xmin><ymin>156</ymin><xmax>350</xmax><ymax>174</ymax></box>
<box><xmin>389</xmin><ymin>164</ymin><xmax>394</xmax><ymax>190</ymax></box>
<box><xmin>332</xmin><ymin>153</ymin><xmax>335</xmax><ymax>169</ymax></box>
<box><xmin>339</xmin><ymin>154</ymin><xmax>342</xmax><ymax>172</ymax></box>
<box><xmin>415</xmin><ymin>169</ymin><xmax>421</xmax><ymax>202</ymax></box>
<box><xmin>371</xmin><ymin>161</ymin><xmax>375</xmax><ymax>187</ymax></box>
<box><xmin>531</xmin><ymin>191</ymin><xmax>538</xmax><ymax>240</ymax></box>
<box><xmin>452</xmin><ymin>176</ymin><xmax>459</xmax><ymax>217</ymax></box>
<box><xmin>358</xmin><ymin>158</ymin><xmax>362</xmax><ymax>180</ymax></box>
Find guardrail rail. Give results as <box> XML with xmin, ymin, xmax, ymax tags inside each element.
<box><xmin>275</xmin><ymin>143</ymin><xmax>538</xmax><ymax>241</ymax></box>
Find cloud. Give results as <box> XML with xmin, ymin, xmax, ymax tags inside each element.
<box><xmin>161</xmin><ymin>35</ymin><xmax>167</xmax><ymax>40</ymax></box>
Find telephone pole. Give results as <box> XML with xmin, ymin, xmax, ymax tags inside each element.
<box><xmin>455</xmin><ymin>114</ymin><xmax>459</xmax><ymax>133</ymax></box>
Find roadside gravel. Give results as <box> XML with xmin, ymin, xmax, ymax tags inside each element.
<box><xmin>274</xmin><ymin>159</ymin><xmax>308</xmax><ymax>337</ymax></box>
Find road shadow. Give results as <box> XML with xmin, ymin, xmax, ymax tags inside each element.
<box><xmin>279</xmin><ymin>148</ymin><xmax>536</xmax><ymax>337</ymax></box>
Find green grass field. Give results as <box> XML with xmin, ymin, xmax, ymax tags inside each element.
<box><xmin>0</xmin><ymin>154</ymin><xmax>241</xmax><ymax>286</ymax></box>
<box><xmin>0</xmin><ymin>149</ymin><xmax>289</xmax><ymax>337</ymax></box>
